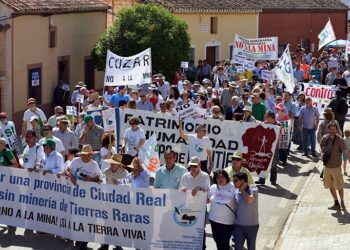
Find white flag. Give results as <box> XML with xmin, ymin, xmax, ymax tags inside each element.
<box><xmin>102</xmin><ymin>108</ymin><xmax>116</xmax><ymax>133</ymax></box>
<box><xmin>274</xmin><ymin>45</ymin><xmax>295</xmax><ymax>93</ymax></box>
<box><xmin>318</xmin><ymin>20</ymin><xmax>336</xmax><ymax>50</ymax></box>
<box><xmin>138</xmin><ymin>132</ymin><xmax>159</xmax><ymax>173</ymax></box>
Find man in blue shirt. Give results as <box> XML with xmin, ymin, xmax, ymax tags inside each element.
<box><xmin>136</xmin><ymin>92</ymin><xmax>153</xmax><ymax>111</ymax></box>
<box><xmin>108</xmin><ymin>86</ymin><xmax>130</xmax><ymax>108</ymax></box>
<box><xmin>154</xmin><ymin>149</ymin><xmax>187</xmax><ymax>189</ymax></box>
<box><xmin>41</xmin><ymin>139</ymin><xmax>65</xmax><ymax>175</ymax></box>
<box><xmin>127</xmin><ymin>157</ymin><xmax>150</xmax><ymax>188</ymax></box>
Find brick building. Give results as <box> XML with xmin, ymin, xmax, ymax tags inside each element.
<box><xmin>258</xmin><ymin>0</ymin><xmax>348</xmax><ymax>54</ymax></box>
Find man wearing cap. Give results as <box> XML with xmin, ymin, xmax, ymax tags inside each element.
<box><xmin>308</xmin><ymin>75</ymin><xmax>320</xmax><ymax>84</ymax></box>
<box><xmin>298</xmin><ymin>96</ymin><xmax>320</xmax><ymax>157</ymax></box>
<box><xmin>79</xmin><ymin>115</ymin><xmax>104</xmax><ymax>155</ymax></box>
<box><xmin>53</xmin><ymin>116</ymin><xmax>78</xmax><ymax>155</ymax></box>
<box><xmin>179</xmin><ymin>122</ymin><xmax>213</xmax><ymax>174</ymax></box>
<box><xmin>225</xmin><ymin>96</ymin><xmax>243</xmax><ymax>120</ymax></box>
<box><xmin>103</xmin><ymin>154</ymin><xmax>129</xmax><ymax>185</ymax></box>
<box><xmin>21</xmin><ymin>98</ymin><xmax>47</xmax><ymax>138</ymax></box>
<box><xmin>126</xmin><ymin>157</ymin><xmax>150</xmax><ymax>188</ymax></box>
<box><xmin>179</xmin><ymin>156</ymin><xmax>210</xmax><ymax>195</ymax></box>
<box><xmin>39</xmin><ymin>124</ymin><xmax>65</xmax><ymax>156</ymax></box>
<box><xmin>242</xmin><ymin>106</ymin><xmax>256</xmax><ymax>122</ymax></box>
<box><xmin>0</xmin><ymin>112</ymin><xmax>20</xmax><ymax>154</ymax></box>
<box><xmin>156</xmin><ymin>74</ymin><xmax>170</xmax><ymax>100</ymax></box>
<box><xmin>41</xmin><ymin>139</ymin><xmax>65</xmax><ymax>175</ymax></box>
<box><xmin>71</xmin><ymin>81</ymin><xmax>87</xmax><ymax>105</ymax></box>
<box><xmin>22</xmin><ymin>130</ymin><xmax>45</xmax><ymax>171</ymax></box>
<box><xmin>251</xmin><ymin>93</ymin><xmax>267</xmax><ymax>122</ymax></box>
<box><xmin>0</xmin><ymin>138</ymin><xmax>19</xmax><ymax>167</ymax></box>
<box><xmin>107</xmin><ymin>86</ymin><xmax>130</xmax><ymax>108</ymax></box>
<box><xmin>224</xmin><ymin>152</ymin><xmax>253</xmax><ymax>185</ymax></box>
<box><xmin>154</xmin><ymin>149</ymin><xmax>187</xmax><ymax>189</ymax></box>
<box><xmin>87</xmin><ymin>92</ymin><xmax>102</xmax><ymax>109</ymax></box>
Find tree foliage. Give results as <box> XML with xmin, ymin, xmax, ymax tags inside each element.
<box><xmin>92</xmin><ymin>4</ymin><xmax>191</xmax><ymax>79</ymax></box>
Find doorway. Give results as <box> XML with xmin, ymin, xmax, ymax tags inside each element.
<box><xmin>84</xmin><ymin>57</ymin><xmax>95</xmax><ymax>90</ymax></box>
<box><xmin>206</xmin><ymin>46</ymin><xmax>216</xmax><ymax>67</ymax></box>
<box><xmin>58</xmin><ymin>56</ymin><xmax>70</xmax><ymax>84</ymax></box>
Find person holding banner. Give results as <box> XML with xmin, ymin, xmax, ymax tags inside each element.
<box><xmin>41</xmin><ymin>139</ymin><xmax>65</xmax><ymax>175</ymax></box>
<box><xmin>124</xmin><ymin>157</ymin><xmax>149</xmax><ymax>188</ymax></box>
<box><xmin>21</xmin><ymin>130</ymin><xmax>45</xmax><ymax>171</ymax></box>
<box><xmin>122</xmin><ymin>116</ymin><xmax>146</xmax><ymax>157</ymax></box>
<box><xmin>179</xmin><ymin>122</ymin><xmax>213</xmax><ymax>174</ymax></box>
<box><xmin>208</xmin><ymin>170</ymin><xmax>236</xmax><ymax>250</ymax></box>
<box><xmin>103</xmin><ymin>154</ymin><xmax>129</xmax><ymax>185</ymax></box>
<box><xmin>0</xmin><ymin>138</ymin><xmax>19</xmax><ymax>168</ymax></box>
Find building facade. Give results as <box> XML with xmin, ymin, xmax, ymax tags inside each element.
<box><xmin>0</xmin><ymin>0</ymin><xmax>108</xmax><ymax>124</ymax></box>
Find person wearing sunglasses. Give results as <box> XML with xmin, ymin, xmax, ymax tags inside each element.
<box><xmin>224</xmin><ymin>151</ymin><xmax>253</xmax><ymax>185</ymax></box>
<box><xmin>233</xmin><ymin>172</ymin><xmax>259</xmax><ymax>250</ymax></box>
<box><xmin>39</xmin><ymin>124</ymin><xmax>65</xmax><ymax>156</ymax></box>
<box><xmin>208</xmin><ymin>170</ymin><xmax>236</xmax><ymax>250</ymax></box>
<box><xmin>122</xmin><ymin>116</ymin><xmax>145</xmax><ymax>157</ymax></box>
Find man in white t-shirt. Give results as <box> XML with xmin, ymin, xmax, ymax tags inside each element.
<box><xmin>179</xmin><ymin>122</ymin><xmax>213</xmax><ymax>174</ymax></box>
<box><xmin>66</xmin><ymin>144</ymin><xmax>102</xmax><ymax>249</ymax></box>
<box><xmin>21</xmin><ymin>130</ymin><xmax>45</xmax><ymax>171</ymax></box>
<box><xmin>21</xmin><ymin>98</ymin><xmax>47</xmax><ymax>138</ymax></box>
<box><xmin>68</xmin><ymin>144</ymin><xmax>103</xmax><ymax>185</ymax></box>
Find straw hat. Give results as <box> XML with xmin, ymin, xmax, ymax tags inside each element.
<box><xmin>188</xmin><ymin>156</ymin><xmax>200</xmax><ymax>167</ymax></box>
<box><xmin>230</xmin><ymin>151</ymin><xmax>244</xmax><ymax>161</ymax></box>
<box><xmin>104</xmin><ymin>154</ymin><xmax>126</xmax><ymax>167</ymax></box>
<box><xmin>127</xmin><ymin>158</ymin><xmax>142</xmax><ymax>170</ymax></box>
<box><xmin>80</xmin><ymin>144</ymin><xmax>93</xmax><ymax>155</ymax></box>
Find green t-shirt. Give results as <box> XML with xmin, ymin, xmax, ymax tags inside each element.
<box><xmin>252</xmin><ymin>102</ymin><xmax>267</xmax><ymax>121</ymax></box>
<box><xmin>0</xmin><ymin>148</ymin><xmax>15</xmax><ymax>166</ymax></box>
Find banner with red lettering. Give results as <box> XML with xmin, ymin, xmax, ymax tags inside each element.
<box><xmin>299</xmin><ymin>83</ymin><xmax>336</xmax><ymax>111</ymax></box>
<box><xmin>233</xmin><ymin>34</ymin><xmax>278</xmax><ymax>61</ymax></box>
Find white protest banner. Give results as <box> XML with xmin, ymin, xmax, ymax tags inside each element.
<box><xmin>318</xmin><ymin>19</ymin><xmax>336</xmax><ymax>50</ymax></box>
<box><xmin>76</xmin><ymin>94</ymin><xmax>84</xmax><ymax>104</ymax></box>
<box><xmin>233</xmin><ymin>54</ymin><xmax>246</xmax><ymax>65</ymax></box>
<box><xmin>274</xmin><ymin>45</ymin><xmax>295</xmax><ymax>93</ymax></box>
<box><xmin>195</xmin><ymin>107</ymin><xmax>211</xmax><ymax>118</ymax></box>
<box><xmin>236</xmin><ymin>65</ymin><xmax>245</xmax><ymax>74</ymax></box>
<box><xmin>261</xmin><ymin>70</ymin><xmax>273</xmax><ymax>81</ymax></box>
<box><xmin>174</xmin><ymin>102</ymin><xmax>199</xmax><ymax>120</ymax></box>
<box><xmin>279</xmin><ymin>120</ymin><xmax>291</xmax><ymax>149</ymax></box>
<box><xmin>346</xmin><ymin>40</ymin><xmax>350</xmax><ymax>59</ymax></box>
<box><xmin>139</xmin><ymin>132</ymin><xmax>160</xmax><ymax>173</ymax></box>
<box><xmin>181</xmin><ymin>61</ymin><xmax>189</xmax><ymax>69</ymax></box>
<box><xmin>87</xmin><ymin>107</ymin><xmax>103</xmax><ymax>126</ymax></box>
<box><xmin>233</xmin><ymin>34</ymin><xmax>278</xmax><ymax>61</ymax></box>
<box><xmin>0</xmin><ymin>168</ymin><xmax>206</xmax><ymax>249</ymax></box>
<box><xmin>104</xmin><ymin>48</ymin><xmax>152</xmax><ymax>86</ymax></box>
<box><xmin>244</xmin><ymin>59</ymin><xmax>255</xmax><ymax>71</ymax></box>
<box><xmin>66</xmin><ymin>106</ymin><xmax>77</xmax><ymax>116</ymax></box>
<box><xmin>119</xmin><ymin>108</ymin><xmax>279</xmax><ymax>177</ymax></box>
<box><xmin>299</xmin><ymin>82</ymin><xmax>336</xmax><ymax>111</ymax></box>
<box><xmin>102</xmin><ymin>108</ymin><xmax>116</xmax><ymax>133</ymax></box>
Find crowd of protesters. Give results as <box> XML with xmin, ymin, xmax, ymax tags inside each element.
<box><xmin>1</xmin><ymin>45</ymin><xmax>350</xmax><ymax>250</ymax></box>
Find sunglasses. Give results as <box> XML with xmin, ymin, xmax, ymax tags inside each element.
<box><xmin>61</xmin><ymin>121</ymin><xmax>68</xmax><ymax>124</ymax></box>
<box><xmin>129</xmin><ymin>122</ymin><xmax>137</xmax><ymax>125</ymax></box>
<box><xmin>232</xmin><ymin>158</ymin><xmax>242</xmax><ymax>162</ymax></box>
<box><xmin>43</xmin><ymin>128</ymin><xmax>50</xmax><ymax>131</ymax></box>
<box><xmin>190</xmin><ymin>165</ymin><xmax>199</xmax><ymax>168</ymax></box>
<box><xmin>233</xmin><ymin>179</ymin><xmax>240</xmax><ymax>183</ymax></box>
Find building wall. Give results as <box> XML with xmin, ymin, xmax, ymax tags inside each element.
<box><xmin>0</xmin><ymin>4</ymin><xmax>13</xmax><ymax>116</ymax></box>
<box><xmin>173</xmin><ymin>13</ymin><xmax>258</xmax><ymax>64</ymax></box>
<box><xmin>104</xmin><ymin>0</ymin><xmax>139</xmax><ymax>26</ymax></box>
<box><xmin>11</xmin><ymin>11</ymin><xmax>106</xmax><ymax>122</ymax></box>
<box><xmin>259</xmin><ymin>12</ymin><xmax>347</xmax><ymax>54</ymax></box>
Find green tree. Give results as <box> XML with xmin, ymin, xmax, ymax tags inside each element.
<box><xmin>92</xmin><ymin>4</ymin><xmax>191</xmax><ymax>79</ymax></box>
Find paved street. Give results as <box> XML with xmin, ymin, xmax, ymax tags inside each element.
<box><xmin>0</xmin><ymin>144</ymin><xmax>324</xmax><ymax>250</ymax></box>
